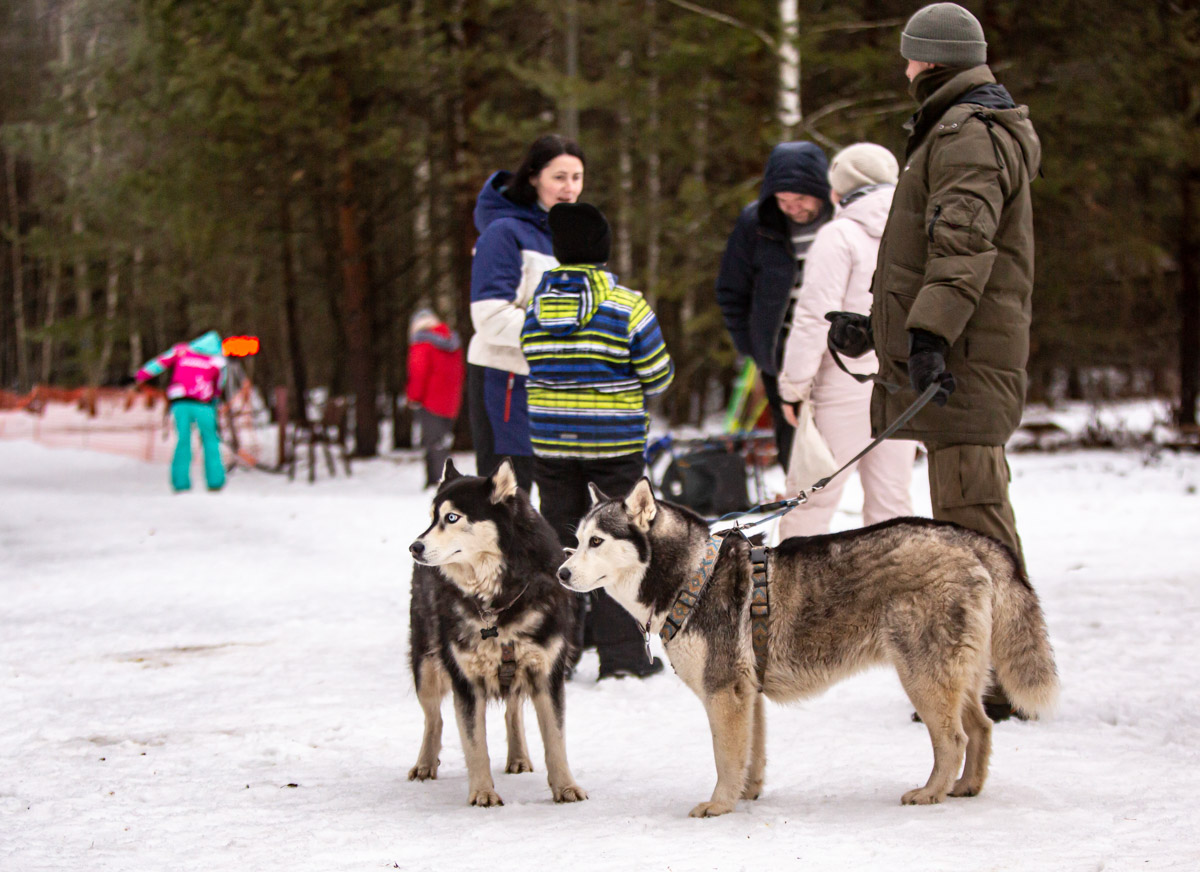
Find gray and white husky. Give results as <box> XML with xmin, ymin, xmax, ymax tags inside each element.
<box><xmin>408</xmin><ymin>459</ymin><xmax>586</xmax><ymax>807</ymax></box>
<box><xmin>557</xmin><ymin>479</ymin><xmax>1058</xmax><ymax>817</ymax></box>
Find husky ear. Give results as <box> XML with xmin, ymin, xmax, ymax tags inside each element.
<box><xmin>440</xmin><ymin>458</ymin><xmax>461</xmax><ymax>486</ymax></box>
<box><xmin>489</xmin><ymin>457</ymin><xmax>520</xmax><ymax>504</ymax></box>
<box><xmin>623</xmin><ymin>477</ymin><xmax>658</xmax><ymax>531</ymax></box>
<box><xmin>587</xmin><ymin>482</ymin><xmax>608</xmax><ymax>505</ymax></box>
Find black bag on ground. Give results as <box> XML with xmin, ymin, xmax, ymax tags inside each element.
<box><xmin>660</xmin><ymin>448</ymin><xmax>750</xmax><ymax>517</ymax></box>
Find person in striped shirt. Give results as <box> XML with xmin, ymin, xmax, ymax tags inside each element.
<box><xmin>521</xmin><ymin>202</ymin><xmax>674</xmax><ymax>680</ymax></box>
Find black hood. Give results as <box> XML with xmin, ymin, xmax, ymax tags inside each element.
<box><xmin>756</xmin><ymin>141</ymin><xmax>831</xmax><ymax>231</ymax></box>
<box><xmin>758</xmin><ymin>141</ymin><xmax>830</xmax><ymax>202</ymax></box>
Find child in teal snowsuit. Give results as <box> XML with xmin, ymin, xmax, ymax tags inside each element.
<box><xmin>135</xmin><ymin>330</ymin><xmax>228</xmax><ymax>492</ymax></box>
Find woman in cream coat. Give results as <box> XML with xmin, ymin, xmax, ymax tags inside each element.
<box><xmin>777</xmin><ymin>143</ymin><xmax>917</xmax><ymax>538</ymax></box>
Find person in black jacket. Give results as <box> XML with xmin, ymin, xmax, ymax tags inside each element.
<box><xmin>716</xmin><ymin>142</ymin><xmax>832</xmax><ymax>469</ymax></box>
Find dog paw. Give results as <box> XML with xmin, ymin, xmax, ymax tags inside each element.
<box><xmin>505</xmin><ymin>758</ymin><xmax>534</xmax><ymax>774</ymax></box>
<box><xmin>407</xmin><ymin>763</ymin><xmax>438</xmax><ymax>781</ymax></box>
<box><xmin>552</xmin><ymin>784</ymin><xmax>588</xmax><ymax>803</ymax></box>
<box><xmin>949</xmin><ymin>778</ymin><xmax>982</xmax><ymax>798</ymax></box>
<box><xmin>901</xmin><ymin>787</ymin><xmax>944</xmax><ymax>805</ymax></box>
<box><xmin>688</xmin><ymin>801</ymin><xmax>735</xmax><ymax>818</ymax></box>
<box><xmin>741</xmin><ymin>780</ymin><xmax>763</xmax><ymax>800</ymax></box>
<box><xmin>468</xmin><ymin>788</ymin><xmax>504</xmax><ymax>807</ymax></box>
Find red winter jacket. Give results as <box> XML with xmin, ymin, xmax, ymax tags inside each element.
<box><xmin>406</xmin><ymin>323</ymin><xmax>465</xmax><ymax>419</ymax></box>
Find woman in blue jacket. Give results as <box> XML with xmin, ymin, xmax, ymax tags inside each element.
<box><xmin>467</xmin><ymin>134</ymin><xmax>585</xmax><ymax>492</ymax></box>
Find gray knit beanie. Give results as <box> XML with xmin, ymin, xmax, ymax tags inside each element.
<box><xmin>901</xmin><ymin>3</ymin><xmax>987</xmax><ymax>67</ymax></box>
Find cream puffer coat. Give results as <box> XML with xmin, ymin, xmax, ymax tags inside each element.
<box><xmin>777</xmin><ymin>185</ymin><xmax>893</xmax><ymax>405</ymax></box>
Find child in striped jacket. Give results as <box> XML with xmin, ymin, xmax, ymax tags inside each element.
<box><xmin>521</xmin><ymin>202</ymin><xmax>674</xmax><ymax>680</ymax></box>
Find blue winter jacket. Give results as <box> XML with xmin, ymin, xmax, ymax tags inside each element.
<box><xmin>468</xmin><ymin>171</ymin><xmax>558</xmax><ymax>376</ymax></box>
<box><xmin>715</xmin><ymin>142</ymin><xmax>832</xmax><ymax>375</ymax></box>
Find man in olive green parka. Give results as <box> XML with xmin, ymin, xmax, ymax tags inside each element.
<box><xmin>828</xmin><ymin>2</ymin><xmax>1041</xmax><ymax>719</ymax></box>
<box><xmin>833</xmin><ymin>2</ymin><xmax>1040</xmax><ymax>561</ymax></box>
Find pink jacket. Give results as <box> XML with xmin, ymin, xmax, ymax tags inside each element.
<box><xmin>777</xmin><ymin>186</ymin><xmax>893</xmax><ymax>404</ymax></box>
<box><xmin>136</xmin><ymin>343</ymin><xmax>226</xmax><ymax>403</ymax></box>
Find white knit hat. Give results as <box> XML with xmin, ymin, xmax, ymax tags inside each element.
<box><xmin>827</xmin><ymin>143</ymin><xmax>900</xmax><ymax>197</ymax></box>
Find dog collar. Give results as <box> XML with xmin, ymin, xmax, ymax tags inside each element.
<box><xmin>656</xmin><ymin>535</ymin><xmax>722</xmax><ymax>648</ymax></box>
<box><xmin>473</xmin><ymin>582</ymin><xmax>530</xmax><ymax>639</ymax></box>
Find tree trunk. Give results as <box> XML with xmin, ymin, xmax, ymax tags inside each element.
<box><xmin>684</xmin><ymin>73</ymin><xmax>711</xmax><ymax>427</ymax></box>
<box><xmin>645</xmin><ymin>0</ymin><xmax>662</xmax><ymax>301</ymax></box>
<box><xmin>311</xmin><ymin>185</ymin><xmax>347</xmax><ymax>394</ymax></box>
<box><xmin>129</xmin><ymin>244</ymin><xmax>144</xmax><ymax>371</ymax></box>
<box><xmin>97</xmin><ymin>252</ymin><xmax>120</xmax><ymax>380</ymax></box>
<box><xmin>337</xmin><ymin>148</ymin><xmax>379</xmax><ymax>457</ymax></box>
<box><xmin>443</xmin><ymin>4</ymin><xmax>477</xmax><ymax>452</ymax></box>
<box><xmin>1178</xmin><ymin>168</ymin><xmax>1199</xmax><ymax>427</ymax></box>
<box><xmin>279</xmin><ymin>194</ymin><xmax>310</xmax><ymax>426</ymax></box>
<box><xmin>616</xmin><ymin>49</ymin><xmax>634</xmax><ymax>281</ymax></box>
<box><xmin>778</xmin><ymin>0</ymin><xmax>801</xmax><ymax>137</ymax></box>
<box><xmin>81</xmin><ymin>22</ymin><xmax>102</xmax><ymax>385</ymax></box>
<box><xmin>5</xmin><ymin>149</ymin><xmax>30</xmax><ymax>391</ymax></box>
<box><xmin>563</xmin><ymin>0</ymin><xmax>580</xmax><ymax>140</ymax></box>
<box><xmin>72</xmin><ymin>210</ymin><xmax>92</xmax><ymax>383</ymax></box>
<box><xmin>41</xmin><ymin>251</ymin><xmax>61</xmax><ymax>384</ymax></box>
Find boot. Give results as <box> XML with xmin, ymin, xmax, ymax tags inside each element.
<box><xmin>598</xmin><ymin>637</ymin><xmax>664</xmax><ymax>681</ymax></box>
<box><xmin>598</xmin><ymin>656</ymin><xmax>664</xmax><ymax>681</ymax></box>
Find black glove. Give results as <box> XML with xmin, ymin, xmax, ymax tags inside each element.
<box><xmin>907</xmin><ymin>329</ymin><xmax>956</xmax><ymax>407</ymax></box>
<box><xmin>825</xmin><ymin>311</ymin><xmax>873</xmax><ymax>358</ymax></box>
<box><xmin>118</xmin><ymin>374</ymin><xmax>138</xmax><ymax>387</ymax></box>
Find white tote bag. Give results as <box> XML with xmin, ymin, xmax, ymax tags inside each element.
<box><xmin>785</xmin><ymin>401</ymin><xmax>838</xmax><ymax>493</ymax></box>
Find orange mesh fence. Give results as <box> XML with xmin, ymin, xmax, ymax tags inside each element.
<box><xmin>0</xmin><ymin>384</ymin><xmax>269</xmax><ymax>467</ymax></box>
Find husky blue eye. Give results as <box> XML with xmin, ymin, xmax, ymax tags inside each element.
<box><xmin>589</xmin><ymin>536</ymin><xmax>603</xmax><ymax>548</ymax></box>
<box><xmin>445</xmin><ymin>513</ymin><xmax>460</xmax><ymax>524</ymax></box>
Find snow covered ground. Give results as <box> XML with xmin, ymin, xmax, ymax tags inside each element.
<box><xmin>2</xmin><ymin>437</ymin><xmax>1200</xmax><ymax>871</ymax></box>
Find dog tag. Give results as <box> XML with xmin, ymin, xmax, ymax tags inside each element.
<box><xmin>643</xmin><ymin>631</ymin><xmax>653</xmax><ymax>664</ymax></box>
<box><xmin>480</xmin><ymin>626</ymin><xmax>499</xmax><ymax>639</ymax></box>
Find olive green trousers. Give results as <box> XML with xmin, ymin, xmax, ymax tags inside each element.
<box><xmin>924</xmin><ymin>442</ymin><xmax>1025</xmax><ymax>571</ymax></box>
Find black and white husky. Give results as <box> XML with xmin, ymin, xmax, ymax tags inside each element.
<box><xmin>558</xmin><ymin>479</ymin><xmax>1058</xmax><ymax>817</ymax></box>
<box><xmin>407</xmin><ymin>459</ymin><xmax>586</xmax><ymax>807</ymax></box>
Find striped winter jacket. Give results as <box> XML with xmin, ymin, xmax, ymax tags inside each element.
<box><xmin>520</xmin><ymin>265</ymin><xmax>674</xmax><ymax>458</ymax></box>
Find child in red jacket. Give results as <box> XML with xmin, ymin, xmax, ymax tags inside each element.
<box><xmin>406</xmin><ymin>310</ymin><xmax>466</xmax><ymax>487</ymax></box>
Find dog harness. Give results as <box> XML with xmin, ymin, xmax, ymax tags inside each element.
<box><xmin>498</xmin><ymin>642</ymin><xmax>518</xmax><ymax>695</ymax></box>
<box><xmin>657</xmin><ymin>535</ymin><xmax>722</xmax><ymax>647</ymax></box>
<box><xmin>472</xmin><ymin>584</ymin><xmax>529</xmax><ymax>696</ymax></box>
<box><xmin>749</xmin><ymin>545</ymin><xmax>770</xmax><ymax>685</ymax></box>
<box><xmin>655</xmin><ymin>535</ymin><xmax>772</xmax><ymax>687</ymax></box>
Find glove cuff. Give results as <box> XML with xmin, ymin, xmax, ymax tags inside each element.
<box><xmin>908</xmin><ymin>328</ymin><xmax>949</xmax><ymax>358</ymax></box>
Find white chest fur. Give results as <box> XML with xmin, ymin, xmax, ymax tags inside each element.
<box><xmin>450</xmin><ymin>610</ymin><xmax>562</xmax><ymax>697</ymax></box>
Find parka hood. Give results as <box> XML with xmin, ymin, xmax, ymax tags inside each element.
<box><xmin>188</xmin><ymin>330</ymin><xmax>224</xmax><ymax>357</ymax></box>
<box><xmin>473</xmin><ymin>170</ymin><xmax>550</xmax><ymax>235</ymax></box>
<box><xmin>413</xmin><ymin>323</ymin><xmax>462</xmax><ymax>353</ymax></box>
<box><xmin>836</xmin><ymin>185</ymin><xmax>894</xmax><ymax>240</ymax></box>
<box><xmin>984</xmin><ymin>105</ymin><xmax>1042</xmax><ymax>179</ymax></box>
<box><xmin>529</xmin><ymin>266</ymin><xmax>611</xmax><ymax>337</ymax></box>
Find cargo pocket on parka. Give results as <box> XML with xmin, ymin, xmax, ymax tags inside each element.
<box><xmin>928</xmin><ymin>444</ymin><xmax>1010</xmax><ymax>509</ymax></box>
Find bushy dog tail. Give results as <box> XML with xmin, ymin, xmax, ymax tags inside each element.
<box><xmin>985</xmin><ymin>546</ymin><xmax>1060</xmax><ymax>718</ymax></box>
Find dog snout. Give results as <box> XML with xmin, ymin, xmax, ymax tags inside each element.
<box><xmin>410</xmin><ymin>540</ymin><xmax>425</xmax><ymax>559</ymax></box>
<box><xmin>557</xmin><ymin>565</ymin><xmax>572</xmax><ymax>583</ymax></box>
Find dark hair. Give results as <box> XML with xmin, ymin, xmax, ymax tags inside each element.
<box><xmin>504</xmin><ymin>134</ymin><xmax>585</xmax><ymax>207</ymax></box>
